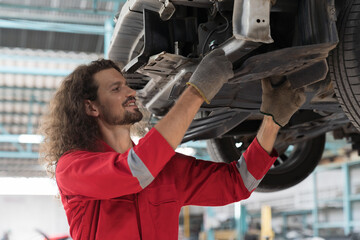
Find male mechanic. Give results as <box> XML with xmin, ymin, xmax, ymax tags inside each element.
<box><xmin>40</xmin><ymin>49</ymin><xmax>305</xmax><ymax>239</ymax></box>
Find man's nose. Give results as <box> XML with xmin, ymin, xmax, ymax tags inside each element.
<box><xmin>125</xmin><ymin>85</ymin><xmax>136</xmax><ymax>96</ymax></box>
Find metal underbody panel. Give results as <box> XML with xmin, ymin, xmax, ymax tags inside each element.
<box><xmin>108</xmin><ymin>0</ymin><xmax>348</xmax><ymax>141</ymax></box>
<box><xmin>137</xmin><ymin>52</ymin><xmax>198</xmax><ymax>115</ymax></box>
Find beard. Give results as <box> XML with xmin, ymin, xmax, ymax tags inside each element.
<box><xmin>99</xmin><ymin>103</ymin><xmax>143</xmax><ymax>126</ymax></box>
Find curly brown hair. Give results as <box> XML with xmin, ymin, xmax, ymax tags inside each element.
<box><xmin>39</xmin><ymin>59</ymin><xmax>122</xmax><ymax>178</ymax></box>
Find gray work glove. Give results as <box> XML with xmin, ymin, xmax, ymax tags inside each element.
<box><xmin>260</xmin><ymin>78</ymin><xmax>306</xmax><ymax>127</ymax></box>
<box><xmin>187</xmin><ymin>49</ymin><xmax>234</xmax><ymax>104</ymax></box>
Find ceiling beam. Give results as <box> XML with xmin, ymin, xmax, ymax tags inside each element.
<box><xmin>0</xmin><ymin>134</ymin><xmax>43</xmax><ymax>144</ymax></box>
<box><xmin>0</xmin><ymin>66</ymin><xmax>70</xmax><ymax>76</ymax></box>
<box><xmin>0</xmin><ymin>151</ymin><xmax>39</xmax><ymax>159</ymax></box>
<box><xmin>0</xmin><ymin>86</ymin><xmax>54</xmax><ymax>91</ymax></box>
<box><xmin>0</xmin><ymin>19</ymin><xmax>106</xmax><ymax>35</ymax></box>
<box><xmin>0</xmin><ymin>2</ymin><xmax>122</xmax><ymax>16</ymax></box>
<box><xmin>0</xmin><ymin>11</ymin><xmax>108</xmax><ymax>25</ymax></box>
<box><xmin>0</xmin><ymin>54</ymin><xmax>92</xmax><ymax>64</ymax></box>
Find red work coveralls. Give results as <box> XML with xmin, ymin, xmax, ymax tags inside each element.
<box><xmin>56</xmin><ymin>128</ymin><xmax>277</xmax><ymax>240</ymax></box>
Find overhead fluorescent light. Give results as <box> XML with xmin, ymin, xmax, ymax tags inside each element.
<box><xmin>18</xmin><ymin>134</ymin><xmax>44</xmax><ymax>144</ymax></box>
<box><xmin>0</xmin><ymin>177</ymin><xmax>58</xmax><ymax>195</ymax></box>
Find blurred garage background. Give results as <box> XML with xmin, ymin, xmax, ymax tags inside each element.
<box><xmin>1</xmin><ymin>0</ymin><xmax>360</xmax><ymax>240</ymax></box>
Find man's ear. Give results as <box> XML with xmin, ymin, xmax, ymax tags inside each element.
<box><xmin>84</xmin><ymin>99</ymin><xmax>99</xmax><ymax>117</ymax></box>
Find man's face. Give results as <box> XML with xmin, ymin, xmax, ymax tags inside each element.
<box><xmin>92</xmin><ymin>68</ymin><xmax>143</xmax><ymax>126</ymax></box>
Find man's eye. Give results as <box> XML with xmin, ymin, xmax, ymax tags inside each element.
<box><xmin>112</xmin><ymin>87</ymin><xmax>120</xmax><ymax>91</ymax></box>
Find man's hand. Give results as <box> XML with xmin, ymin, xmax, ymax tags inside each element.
<box><xmin>260</xmin><ymin>78</ymin><xmax>306</xmax><ymax>127</ymax></box>
<box><xmin>187</xmin><ymin>49</ymin><xmax>234</xmax><ymax>104</ymax></box>
<box><xmin>154</xmin><ymin>49</ymin><xmax>233</xmax><ymax>149</ymax></box>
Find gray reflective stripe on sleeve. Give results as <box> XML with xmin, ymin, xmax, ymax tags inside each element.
<box><xmin>236</xmin><ymin>155</ymin><xmax>262</xmax><ymax>192</ymax></box>
<box><xmin>127</xmin><ymin>148</ymin><xmax>154</xmax><ymax>189</ymax></box>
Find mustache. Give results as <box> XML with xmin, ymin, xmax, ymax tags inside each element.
<box><xmin>122</xmin><ymin>96</ymin><xmax>136</xmax><ymax>106</ymax></box>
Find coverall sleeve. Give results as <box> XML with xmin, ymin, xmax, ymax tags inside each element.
<box><xmin>170</xmin><ymin>137</ymin><xmax>278</xmax><ymax>206</ymax></box>
<box><xmin>56</xmin><ymin>128</ymin><xmax>175</xmax><ymax>199</ymax></box>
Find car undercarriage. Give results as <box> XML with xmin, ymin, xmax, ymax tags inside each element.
<box><xmin>108</xmin><ymin>0</ymin><xmax>360</xmax><ymax>191</ymax></box>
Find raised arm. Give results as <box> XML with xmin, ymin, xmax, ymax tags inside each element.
<box><xmin>166</xmin><ymin>79</ymin><xmax>306</xmax><ymax>206</ymax></box>
<box><xmin>154</xmin><ymin>86</ymin><xmax>204</xmax><ymax>149</ymax></box>
<box><xmin>154</xmin><ymin>49</ymin><xmax>233</xmax><ymax>149</ymax></box>
<box><xmin>256</xmin><ymin>115</ymin><xmax>281</xmax><ymax>154</ymax></box>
